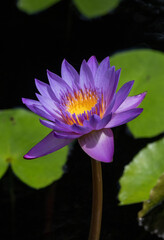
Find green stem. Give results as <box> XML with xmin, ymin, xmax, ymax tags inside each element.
<box><xmin>44</xmin><ymin>182</ymin><xmax>56</xmax><ymax>235</ymax></box>
<box><xmin>88</xmin><ymin>159</ymin><xmax>103</xmax><ymax>240</ymax></box>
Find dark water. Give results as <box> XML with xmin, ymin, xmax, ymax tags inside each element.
<box><xmin>1</xmin><ymin>0</ymin><xmax>164</xmax><ymax>239</ymax></box>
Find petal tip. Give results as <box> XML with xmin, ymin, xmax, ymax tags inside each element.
<box><xmin>22</xmin><ymin>98</ymin><xmax>26</xmax><ymax>103</ymax></box>
<box><xmin>104</xmin><ymin>158</ymin><xmax>113</xmax><ymax>163</ymax></box>
<box><xmin>81</xmin><ymin>59</ymin><xmax>87</xmax><ymax>67</ymax></box>
<box><xmin>34</xmin><ymin>78</ymin><xmax>40</xmax><ymax>85</ymax></box>
<box><xmin>62</xmin><ymin>58</ymin><xmax>67</xmax><ymax>64</ymax></box>
<box><xmin>46</xmin><ymin>69</ymin><xmax>51</xmax><ymax>76</ymax></box>
<box><xmin>98</xmin><ymin>155</ymin><xmax>113</xmax><ymax>163</ymax></box>
<box><xmin>128</xmin><ymin>80</ymin><xmax>135</xmax><ymax>89</ymax></box>
<box><xmin>103</xmin><ymin>56</ymin><xmax>110</xmax><ymax>65</ymax></box>
<box><xmin>93</xmin><ymin>151</ymin><xmax>114</xmax><ymax>163</ymax></box>
<box><xmin>116</xmin><ymin>68</ymin><xmax>121</xmax><ymax>76</ymax></box>
<box><xmin>88</xmin><ymin>55</ymin><xmax>97</xmax><ymax>61</ymax></box>
<box><xmin>23</xmin><ymin>154</ymin><xmax>35</xmax><ymax>160</ymax></box>
<box><xmin>61</xmin><ymin>59</ymin><xmax>67</xmax><ymax>68</ymax></box>
<box><xmin>143</xmin><ymin>91</ymin><xmax>147</xmax><ymax>97</ymax></box>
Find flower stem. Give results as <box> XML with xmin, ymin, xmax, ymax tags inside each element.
<box><xmin>89</xmin><ymin>158</ymin><xmax>103</xmax><ymax>240</ymax></box>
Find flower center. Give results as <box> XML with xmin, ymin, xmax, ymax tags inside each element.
<box><xmin>66</xmin><ymin>89</ymin><xmax>98</xmax><ymax>115</ymax></box>
<box><xmin>60</xmin><ymin>88</ymin><xmax>105</xmax><ymax>126</ymax></box>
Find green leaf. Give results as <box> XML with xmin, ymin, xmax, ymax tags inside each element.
<box><xmin>138</xmin><ymin>173</ymin><xmax>164</xmax><ymax>218</ymax></box>
<box><xmin>0</xmin><ymin>108</ymin><xmax>68</xmax><ymax>189</ymax></box>
<box><xmin>118</xmin><ymin>138</ymin><xmax>164</xmax><ymax>205</ymax></box>
<box><xmin>138</xmin><ymin>200</ymin><xmax>164</xmax><ymax>238</ymax></box>
<box><xmin>17</xmin><ymin>0</ymin><xmax>61</xmax><ymax>14</ymax></box>
<box><xmin>0</xmin><ymin>159</ymin><xmax>8</xmax><ymax>179</ymax></box>
<box><xmin>110</xmin><ymin>49</ymin><xmax>164</xmax><ymax>138</ymax></box>
<box><xmin>73</xmin><ymin>0</ymin><xmax>120</xmax><ymax>18</ymax></box>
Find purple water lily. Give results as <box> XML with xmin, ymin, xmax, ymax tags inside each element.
<box><xmin>22</xmin><ymin>56</ymin><xmax>146</xmax><ymax>162</ymax></box>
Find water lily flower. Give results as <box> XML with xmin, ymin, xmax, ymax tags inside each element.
<box><xmin>22</xmin><ymin>56</ymin><xmax>146</xmax><ymax>162</ymax></box>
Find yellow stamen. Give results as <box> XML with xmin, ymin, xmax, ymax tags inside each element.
<box><xmin>61</xmin><ymin>89</ymin><xmax>105</xmax><ymax>125</ymax></box>
<box><xmin>66</xmin><ymin>89</ymin><xmax>98</xmax><ymax>115</ymax></box>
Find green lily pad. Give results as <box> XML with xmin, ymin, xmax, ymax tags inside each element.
<box><xmin>0</xmin><ymin>108</ymin><xmax>68</xmax><ymax>189</ymax></box>
<box><xmin>17</xmin><ymin>0</ymin><xmax>61</xmax><ymax>14</ymax></box>
<box><xmin>110</xmin><ymin>49</ymin><xmax>164</xmax><ymax>138</ymax></box>
<box><xmin>118</xmin><ymin>138</ymin><xmax>164</xmax><ymax>205</ymax></box>
<box><xmin>138</xmin><ymin>173</ymin><xmax>164</xmax><ymax>218</ymax></box>
<box><xmin>73</xmin><ymin>0</ymin><xmax>121</xmax><ymax>18</ymax></box>
<box><xmin>138</xmin><ymin>201</ymin><xmax>164</xmax><ymax>239</ymax></box>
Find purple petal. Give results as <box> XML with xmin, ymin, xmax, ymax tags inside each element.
<box><xmin>70</xmin><ymin>124</ymin><xmax>90</xmax><ymax>134</ymax></box>
<box><xmin>83</xmin><ymin>115</ymin><xmax>100</xmax><ymax>129</ymax></box>
<box><xmin>54</xmin><ymin>131</ymin><xmax>82</xmax><ymax>139</ymax></box>
<box><xmin>102</xmin><ymin>67</ymin><xmax>119</xmax><ymax>105</ymax></box>
<box><xmin>83</xmin><ymin>114</ymin><xmax>112</xmax><ymax>130</ymax></box>
<box><xmin>22</xmin><ymin>98</ymin><xmax>39</xmax><ymax>107</ymax></box>
<box><xmin>112</xmin><ymin>80</ymin><xmax>134</xmax><ymax>112</ymax></box>
<box><xmin>47</xmin><ymin>70</ymin><xmax>73</xmax><ymax>99</ymax></box>
<box><xmin>87</xmin><ymin>56</ymin><xmax>98</xmax><ymax>78</ymax></box>
<box><xmin>22</xmin><ymin>98</ymin><xmax>54</xmax><ymax>121</ymax></box>
<box><xmin>105</xmin><ymin>108</ymin><xmax>143</xmax><ymax>128</ymax></box>
<box><xmin>115</xmin><ymin>68</ymin><xmax>121</xmax><ymax>84</ymax></box>
<box><xmin>80</xmin><ymin>60</ymin><xmax>94</xmax><ymax>88</ymax></box>
<box><xmin>36</xmin><ymin>93</ymin><xmax>56</xmax><ymax>110</ymax></box>
<box><xmin>94</xmin><ymin>56</ymin><xmax>110</xmax><ymax>87</ymax></box>
<box><xmin>55</xmin><ymin>118</ymin><xmax>73</xmax><ymax>129</ymax></box>
<box><xmin>40</xmin><ymin>119</ymin><xmax>89</xmax><ymax>135</ymax></box>
<box><xmin>36</xmin><ymin>94</ymin><xmax>62</xmax><ymax>120</ymax></box>
<box><xmin>61</xmin><ymin>59</ymin><xmax>79</xmax><ymax>88</ymax></box>
<box><xmin>40</xmin><ymin>119</ymin><xmax>70</xmax><ymax>132</ymax></box>
<box><xmin>96</xmin><ymin>114</ymin><xmax>112</xmax><ymax>129</ymax></box>
<box><xmin>116</xmin><ymin>92</ymin><xmax>147</xmax><ymax>113</ymax></box>
<box><xmin>40</xmin><ymin>119</ymin><xmax>55</xmax><ymax>129</ymax></box>
<box><xmin>78</xmin><ymin>128</ymin><xmax>114</xmax><ymax>163</ymax></box>
<box><xmin>24</xmin><ymin>131</ymin><xmax>72</xmax><ymax>159</ymax></box>
<box><xmin>103</xmin><ymin>95</ymin><xmax>116</xmax><ymax>117</ymax></box>
<box><xmin>35</xmin><ymin>79</ymin><xmax>57</xmax><ymax>101</ymax></box>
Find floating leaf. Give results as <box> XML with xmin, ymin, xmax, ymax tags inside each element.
<box><xmin>17</xmin><ymin>0</ymin><xmax>61</xmax><ymax>14</ymax></box>
<box><xmin>0</xmin><ymin>108</ymin><xmax>68</xmax><ymax>189</ymax></box>
<box><xmin>138</xmin><ymin>173</ymin><xmax>164</xmax><ymax>218</ymax></box>
<box><xmin>110</xmin><ymin>49</ymin><xmax>164</xmax><ymax>138</ymax></box>
<box><xmin>139</xmin><ymin>201</ymin><xmax>164</xmax><ymax>239</ymax></box>
<box><xmin>73</xmin><ymin>0</ymin><xmax>121</xmax><ymax>18</ymax></box>
<box><xmin>0</xmin><ymin>110</ymin><xmax>11</xmax><ymax>178</ymax></box>
<box><xmin>118</xmin><ymin>138</ymin><xmax>164</xmax><ymax>205</ymax></box>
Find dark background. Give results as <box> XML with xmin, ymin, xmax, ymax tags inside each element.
<box><xmin>1</xmin><ymin>0</ymin><xmax>164</xmax><ymax>239</ymax></box>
